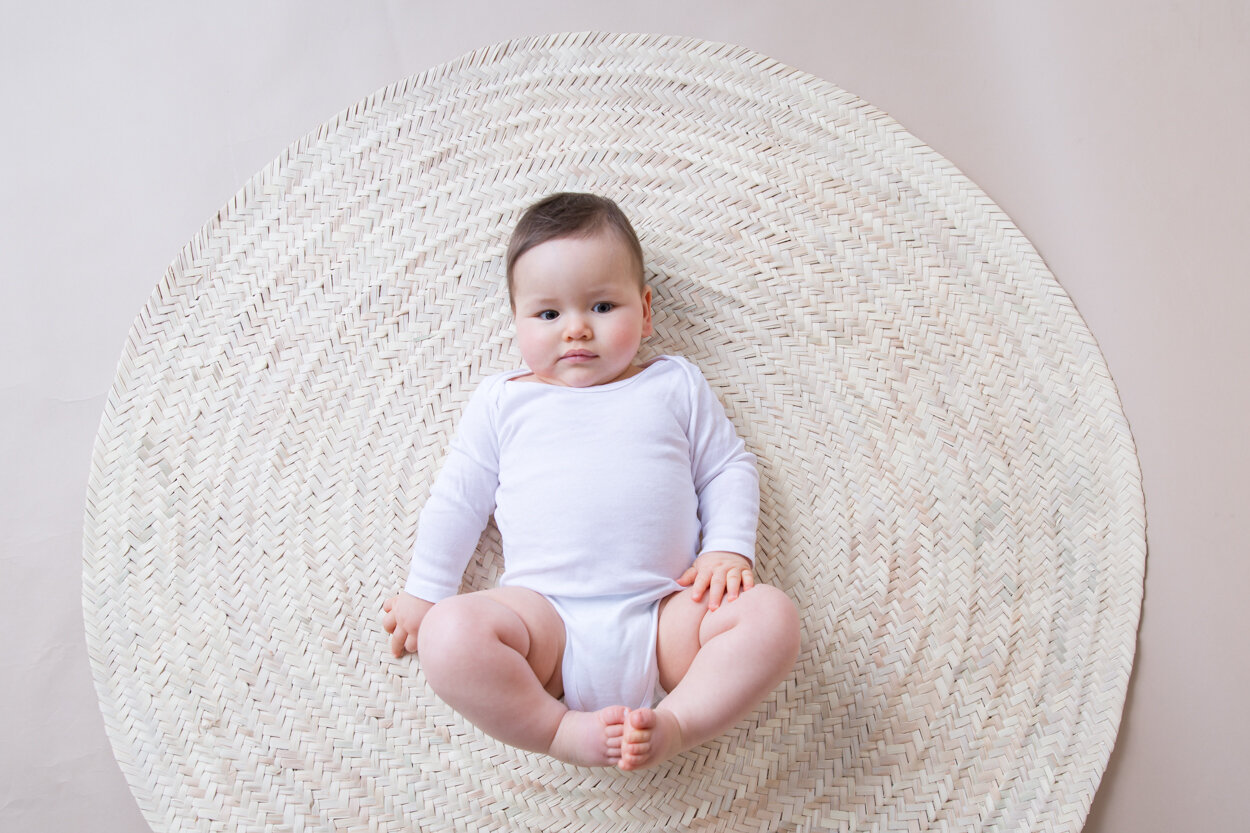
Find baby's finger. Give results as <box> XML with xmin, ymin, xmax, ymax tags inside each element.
<box><xmin>383</xmin><ymin>595</ymin><xmax>395</xmax><ymax>613</ymax></box>
<box><xmin>382</xmin><ymin>610</ymin><xmax>396</xmax><ymax>634</ymax></box>
<box><xmin>676</xmin><ymin>567</ymin><xmax>698</xmax><ymax>587</ymax></box>
<box><xmin>404</xmin><ymin>632</ymin><xmax>419</xmax><ymax>655</ymax></box>
<box><xmin>390</xmin><ymin>627</ymin><xmax>408</xmax><ymax>658</ymax></box>
<box><xmin>707</xmin><ymin>571</ymin><xmax>727</xmax><ymax>610</ymax></box>
<box><xmin>687</xmin><ymin>568</ymin><xmax>710</xmax><ymax>601</ymax></box>
<box><xmin>742</xmin><ymin>569</ymin><xmax>755</xmax><ymax>591</ymax></box>
<box><xmin>725</xmin><ymin>570</ymin><xmax>742</xmax><ymax>601</ymax></box>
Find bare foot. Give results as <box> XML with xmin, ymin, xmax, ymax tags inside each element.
<box><xmin>618</xmin><ymin>708</ymin><xmax>684</xmax><ymax>771</ymax></box>
<box><xmin>547</xmin><ymin>706</ymin><xmax>628</xmax><ymax>767</ymax></box>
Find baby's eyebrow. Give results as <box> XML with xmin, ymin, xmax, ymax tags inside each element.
<box><xmin>524</xmin><ymin>297</ymin><xmax>561</xmax><ymax>307</ymax></box>
<box><xmin>521</xmin><ymin>288</ymin><xmax>624</xmax><ymax>307</ymax></box>
<box><xmin>583</xmin><ymin>285</ymin><xmax>631</xmax><ymax>297</ymax></box>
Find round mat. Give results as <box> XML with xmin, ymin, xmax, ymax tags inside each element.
<box><xmin>84</xmin><ymin>32</ymin><xmax>1145</xmax><ymax>833</ymax></box>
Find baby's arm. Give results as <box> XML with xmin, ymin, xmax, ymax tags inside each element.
<box><xmin>385</xmin><ymin>376</ymin><xmax>503</xmax><ymax>658</ymax></box>
<box><xmin>677</xmin><ymin>550</ymin><xmax>755</xmax><ymax>611</ymax></box>
<box><xmin>677</xmin><ymin>359</ymin><xmax>760</xmax><ymax>611</ymax></box>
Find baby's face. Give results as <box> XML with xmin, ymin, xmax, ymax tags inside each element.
<box><xmin>511</xmin><ymin>230</ymin><xmax>652</xmax><ymax>387</ymax></box>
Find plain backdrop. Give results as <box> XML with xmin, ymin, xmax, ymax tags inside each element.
<box><xmin>2</xmin><ymin>2</ymin><xmax>1247</xmax><ymax>831</ymax></box>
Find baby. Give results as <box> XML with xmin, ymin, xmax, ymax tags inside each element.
<box><xmin>382</xmin><ymin>192</ymin><xmax>800</xmax><ymax>770</ymax></box>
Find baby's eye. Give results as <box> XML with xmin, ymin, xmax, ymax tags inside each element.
<box><xmin>592</xmin><ymin>302</ymin><xmax>615</xmax><ymax>314</ymax></box>
<box><xmin>537</xmin><ymin>310</ymin><xmax>559</xmax><ymax>321</ymax></box>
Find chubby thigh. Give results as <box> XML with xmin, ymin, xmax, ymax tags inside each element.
<box><xmin>420</xmin><ymin>586</ymin><xmax>568</xmax><ymax>700</ymax></box>
<box><xmin>655</xmin><ymin>586</ymin><xmax>715</xmax><ymax>692</ymax></box>
<box><xmin>655</xmin><ymin>584</ymin><xmax>793</xmax><ymax>693</ymax></box>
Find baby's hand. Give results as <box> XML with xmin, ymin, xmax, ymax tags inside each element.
<box><xmin>677</xmin><ymin>551</ymin><xmax>755</xmax><ymax>611</ymax></box>
<box><xmin>381</xmin><ymin>592</ymin><xmax>435</xmax><ymax>658</ymax></box>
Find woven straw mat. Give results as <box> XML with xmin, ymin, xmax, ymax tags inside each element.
<box><xmin>83</xmin><ymin>32</ymin><xmax>1145</xmax><ymax>833</ymax></box>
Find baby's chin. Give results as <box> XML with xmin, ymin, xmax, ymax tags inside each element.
<box><xmin>524</xmin><ymin>360</ymin><xmax>640</xmax><ymax>388</ymax></box>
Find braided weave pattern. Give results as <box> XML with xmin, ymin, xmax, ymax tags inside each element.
<box><xmin>83</xmin><ymin>32</ymin><xmax>1144</xmax><ymax>833</ymax></box>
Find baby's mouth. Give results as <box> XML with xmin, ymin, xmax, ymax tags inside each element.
<box><xmin>560</xmin><ymin>350</ymin><xmax>597</xmax><ymax>361</ymax></box>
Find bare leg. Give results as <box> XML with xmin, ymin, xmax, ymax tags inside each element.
<box><xmin>416</xmin><ymin>587</ymin><xmax>629</xmax><ymax>767</ymax></box>
<box><xmin>617</xmin><ymin>583</ymin><xmax>800</xmax><ymax>771</ymax></box>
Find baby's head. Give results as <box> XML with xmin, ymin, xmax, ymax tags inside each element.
<box><xmin>506</xmin><ymin>192</ymin><xmax>645</xmax><ymax>307</ymax></box>
<box><xmin>505</xmin><ymin>193</ymin><xmax>653</xmax><ymax>387</ymax></box>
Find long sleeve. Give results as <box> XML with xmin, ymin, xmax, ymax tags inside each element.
<box><xmin>679</xmin><ymin>359</ymin><xmax>760</xmax><ymax>562</ymax></box>
<box><xmin>404</xmin><ymin>377</ymin><xmax>502</xmax><ymax>602</ymax></box>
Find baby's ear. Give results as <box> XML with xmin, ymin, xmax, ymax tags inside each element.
<box><xmin>641</xmin><ymin>285</ymin><xmax>654</xmax><ymax>336</ymax></box>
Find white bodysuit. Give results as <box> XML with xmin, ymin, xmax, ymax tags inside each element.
<box><xmin>405</xmin><ymin>355</ymin><xmax>758</xmax><ymax>711</ymax></box>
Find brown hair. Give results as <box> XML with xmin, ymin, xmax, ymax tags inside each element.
<box><xmin>505</xmin><ymin>192</ymin><xmax>645</xmax><ymax>306</ymax></box>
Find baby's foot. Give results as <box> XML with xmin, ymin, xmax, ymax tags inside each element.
<box><xmin>547</xmin><ymin>706</ymin><xmax>628</xmax><ymax>767</ymax></box>
<box><xmin>618</xmin><ymin>708</ymin><xmax>684</xmax><ymax>771</ymax></box>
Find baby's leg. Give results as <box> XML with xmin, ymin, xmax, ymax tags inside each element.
<box><xmin>416</xmin><ymin>587</ymin><xmax>628</xmax><ymax>767</ymax></box>
<box><xmin>617</xmin><ymin>584</ymin><xmax>800</xmax><ymax>771</ymax></box>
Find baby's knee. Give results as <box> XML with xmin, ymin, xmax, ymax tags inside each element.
<box><xmin>416</xmin><ymin>597</ymin><xmax>496</xmax><ymax>681</ymax></box>
<box><xmin>745</xmin><ymin>584</ymin><xmax>801</xmax><ymax>656</ymax></box>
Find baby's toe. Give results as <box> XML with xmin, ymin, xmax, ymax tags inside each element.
<box><xmin>598</xmin><ymin>705</ymin><xmax>628</xmax><ymax>727</ymax></box>
<box><xmin>624</xmin><ymin>708</ymin><xmax>656</xmax><ymax>740</ymax></box>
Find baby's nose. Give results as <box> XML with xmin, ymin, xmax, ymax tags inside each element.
<box><xmin>564</xmin><ymin>315</ymin><xmax>592</xmax><ymax>338</ymax></box>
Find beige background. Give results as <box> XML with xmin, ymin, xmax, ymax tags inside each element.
<box><xmin>2</xmin><ymin>2</ymin><xmax>1246</xmax><ymax>831</ymax></box>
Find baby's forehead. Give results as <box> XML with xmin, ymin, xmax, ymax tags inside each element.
<box><xmin>516</xmin><ymin>230</ymin><xmax>645</xmax><ymax>278</ymax></box>
<box><xmin>558</xmin><ymin>226</ymin><xmax>636</xmax><ymax>256</ymax></box>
